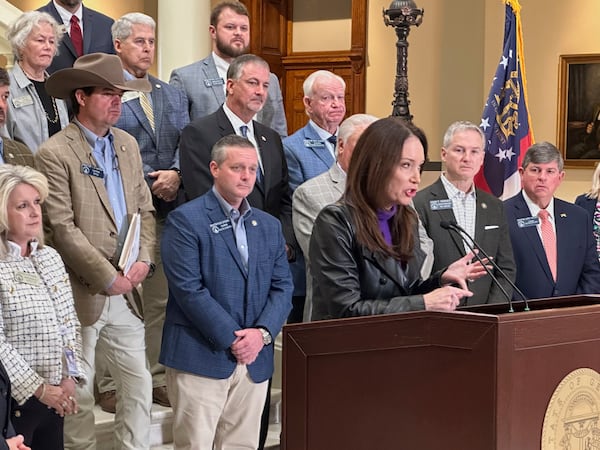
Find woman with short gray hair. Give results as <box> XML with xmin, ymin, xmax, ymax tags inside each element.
<box><xmin>5</xmin><ymin>11</ymin><xmax>69</xmax><ymax>153</ymax></box>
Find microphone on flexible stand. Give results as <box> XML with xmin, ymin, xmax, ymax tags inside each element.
<box><xmin>439</xmin><ymin>221</ymin><xmax>514</xmax><ymax>312</ymax></box>
<box><xmin>440</xmin><ymin>220</ymin><xmax>530</xmax><ymax>312</ymax></box>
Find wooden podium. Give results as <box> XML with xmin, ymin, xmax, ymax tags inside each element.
<box><xmin>282</xmin><ymin>295</ymin><xmax>600</xmax><ymax>450</ymax></box>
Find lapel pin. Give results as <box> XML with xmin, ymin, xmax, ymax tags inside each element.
<box><xmin>560</xmin><ymin>213</ymin><xmax>567</xmax><ymax>218</ymax></box>
<box><xmin>120</xmin><ymin>145</ymin><xmax>126</xmax><ymax>152</ymax></box>
<box><xmin>261</xmin><ymin>136</ymin><xmax>266</xmax><ymax>142</ymax></box>
<box><xmin>155</xmin><ymin>84</ymin><xmax>161</xmax><ymax>89</ymax></box>
<box><xmin>481</xmin><ymin>202</ymin><xmax>488</xmax><ymax>209</ymax></box>
<box><xmin>7</xmin><ymin>153</ymin><xmax>13</xmax><ymax>159</ymax></box>
<box><xmin>252</xmin><ymin>220</ymin><xmax>258</xmax><ymax>226</ymax></box>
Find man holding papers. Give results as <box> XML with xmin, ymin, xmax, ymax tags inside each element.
<box><xmin>34</xmin><ymin>53</ymin><xmax>156</xmax><ymax>450</ymax></box>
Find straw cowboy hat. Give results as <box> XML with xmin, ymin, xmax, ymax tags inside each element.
<box><xmin>46</xmin><ymin>53</ymin><xmax>151</xmax><ymax>99</ymax></box>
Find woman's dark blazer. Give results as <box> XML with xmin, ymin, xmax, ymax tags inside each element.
<box><xmin>309</xmin><ymin>203</ymin><xmax>444</xmax><ymax>321</ymax></box>
<box><xmin>575</xmin><ymin>194</ymin><xmax>597</xmax><ymax>221</ymax></box>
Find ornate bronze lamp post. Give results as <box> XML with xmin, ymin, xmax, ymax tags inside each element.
<box><xmin>383</xmin><ymin>0</ymin><xmax>424</xmax><ymax>122</ymax></box>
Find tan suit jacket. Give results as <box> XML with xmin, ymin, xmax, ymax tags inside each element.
<box><xmin>34</xmin><ymin>123</ymin><xmax>155</xmax><ymax>326</ymax></box>
<box><xmin>3</xmin><ymin>138</ymin><xmax>34</xmax><ymax>167</ymax></box>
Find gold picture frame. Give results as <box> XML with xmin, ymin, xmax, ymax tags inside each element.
<box><xmin>557</xmin><ymin>54</ymin><xmax>600</xmax><ymax>167</ymax></box>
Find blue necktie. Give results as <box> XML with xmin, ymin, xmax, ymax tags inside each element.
<box><xmin>327</xmin><ymin>135</ymin><xmax>337</xmax><ymax>146</ymax></box>
<box><xmin>95</xmin><ymin>137</ymin><xmax>127</xmax><ymax>232</ymax></box>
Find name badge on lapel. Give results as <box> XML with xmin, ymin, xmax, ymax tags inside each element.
<box><xmin>429</xmin><ymin>199</ymin><xmax>453</xmax><ymax>211</ymax></box>
<box><xmin>12</xmin><ymin>95</ymin><xmax>34</xmax><ymax>109</ymax></box>
<box><xmin>210</xmin><ymin>219</ymin><xmax>232</xmax><ymax>234</ymax></box>
<box><xmin>517</xmin><ymin>216</ymin><xmax>540</xmax><ymax>228</ymax></box>
<box><xmin>14</xmin><ymin>271</ymin><xmax>40</xmax><ymax>286</ymax></box>
<box><xmin>121</xmin><ymin>91</ymin><xmax>141</xmax><ymax>103</ymax></box>
<box><xmin>81</xmin><ymin>163</ymin><xmax>104</xmax><ymax>179</ymax></box>
<box><xmin>204</xmin><ymin>78</ymin><xmax>224</xmax><ymax>87</ymax></box>
<box><xmin>304</xmin><ymin>139</ymin><xmax>325</xmax><ymax>148</ymax></box>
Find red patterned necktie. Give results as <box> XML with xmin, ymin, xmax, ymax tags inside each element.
<box><xmin>70</xmin><ymin>15</ymin><xmax>83</xmax><ymax>57</ymax></box>
<box><xmin>538</xmin><ymin>209</ymin><xmax>557</xmax><ymax>281</ymax></box>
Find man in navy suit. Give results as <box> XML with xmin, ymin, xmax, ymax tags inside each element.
<box><xmin>169</xmin><ymin>1</ymin><xmax>287</xmax><ymax>137</ymax></box>
<box><xmin>95</xmin><ymin>12</ymin><xmax>190</xmax><ymax>412</ymax></box>
<box><xmin>160</xmin><ymin>135</ymin><xmax>292</xmax><ymax>449</ymax></box>
<box><xmin>505</xmin><ymin>141</ymin><xmax>600</xmax><ymax>299</ymax></box>
<box><xmin>38</xmin><ymin>0</ymin><xmax>115</xmax><ymax>73</ymax></box>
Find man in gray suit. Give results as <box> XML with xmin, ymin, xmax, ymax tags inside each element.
<box><xmin>294</xmin><ymin>114</ymin><xmax>434</xmax><ymax>320</ymax></box>
<box><xmin>169</xmin><ymin>1</ymin><xmax>288</xmax><ymax>137</ymax></box>
<box><xmin>0</xmin><ymin>68</ymin><xmax>33</xmax><ymax>167</ymax></box>
<box><xmin>414</xmin><ymin>120</ymin><xmax>516</xmax><ymax>305</ymax></box>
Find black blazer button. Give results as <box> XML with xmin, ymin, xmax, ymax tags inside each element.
<box><xmin>379</xmin><ymin>278</ymin><xmax>387</xmax><ymax>285</ymax></box>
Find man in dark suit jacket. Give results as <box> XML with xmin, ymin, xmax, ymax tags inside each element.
<box><xmin>180</xmin><ymin>54</ymin><xmax>296</xmax><ymax>256</ymax></box>
<box><xmin>414</xmin><ymin>121</ymin><xmax>515</xmax><ymax>305</ymax></box>
<box><xmin>94</xmin><ymin>12</ymin><xmax>190</xmax><ymax>412</ymax></box>
<box><xmin>160</xmin><ymin>135</ymin><xmax>292</xmax><ymax>449</ymax></box>
<box><xmin>505</xmin><ymin>141</ymin><xmax>600</xmax><ymax>299</ymax></box>
<box><xmin>38</xmin><ymin>0</ymin><xmax>115</xmax><ymax>73</ymax></box>
<box><xmin>0</xmin><ymin>68</ymin><xmax>33</xmax><ymax>167</ymax></box>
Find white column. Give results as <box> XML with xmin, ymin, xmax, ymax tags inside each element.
<box><xmin>156</xmin><ymin>0</ymin><xmax>211</xmax><ymax>80</ymax></box>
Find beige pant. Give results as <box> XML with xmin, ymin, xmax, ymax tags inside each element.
<box><xmin>167</xmin><ymin>365</ymin><xmax>268</xmax><ymax>450</ymax></box>
<box><xmin>97</xmin><ymin>217</ymin><xmax>168</xmax><ymax>392</ymax></box>
<box><xmin>64</xmin><ymin>294</ymin><xmax>152</xmax><ymax>450</ymax></box>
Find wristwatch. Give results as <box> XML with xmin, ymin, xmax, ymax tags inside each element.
<box><xmin>258</xmin><ymin>327</ymin><xmax>272</xmax><ymax>346</ymax></box>
<box><xmin>144</xmin><ymin>261</ymin><xmax>156</xmax><ymax>278</ymax></box>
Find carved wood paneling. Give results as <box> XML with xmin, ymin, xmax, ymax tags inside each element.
<box><xmin>241</xmin><ymin>0</ymin><xmax>367</xmax><ymax>135</ymax></box>
<box><xmin>282</xmin><ymin>52</ymin><xmax>365</xmax><ymax>133</ymax></box>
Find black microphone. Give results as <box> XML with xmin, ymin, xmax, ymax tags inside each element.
<box><xmin>440</xmin><ymin>221</ymin><xmax>514</xmax><ymax>311</ymax></box>
<box><xmin>440</xmin><ymin>220</ymin><xmax>529</xmax><ymax>311</ymax></box>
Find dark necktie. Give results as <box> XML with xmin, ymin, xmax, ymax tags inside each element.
<box><xmin>239</xmin><ymin>126</ymin><xmax>263</xmax><ymax>184</ymax></box>
<box><xmin>70</xmin><ymin>15</ymin><xmax>83</xmax><ymax>57</ymax></box>
<box><xmin>327</xmin><ymin>135</ymin><xmax>337</xmax><ymax>146</ymax></box>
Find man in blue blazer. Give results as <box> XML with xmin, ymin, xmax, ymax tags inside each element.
<box><xmin>95</xmin><ymin>13</ymin><xmax>190</xmax><ymax>412</ymax></box>
<box><xmin>160</xmin><ymin>135</ymin><xmax>292</xmax><ymax>449</ymax></box>
<box><xmin>38</xmin><ymin>0</ymin><xmax>115</xmax><ymax>73</ymax></box>
<box><xmin>169</xmin><ymin>1</ymin><xmax>288</xmax><ymax>137</ymax></box>
<box><xmin>505</xmin><ymin>141</ymin><xmax>600</xmax><ymax>299</ymax></box>
<box><xmin>283</xmin><ymin>70</ymin><xmax>347</xmax><ymax>191</ymax></box>
<box><xmin>282</xmin><ymin>70</ymin><xmax>346</xmax><ymax>322</ymax></box>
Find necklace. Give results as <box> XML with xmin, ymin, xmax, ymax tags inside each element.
<box><xmin>18</xmin><ymin>62</ymin><xmax>44</xmax><ymax>82</ymax></box>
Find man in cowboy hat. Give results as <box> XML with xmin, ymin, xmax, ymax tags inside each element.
<box><xmin>34</xmin><ymin>52</ymin><xmax>156</xmax><ymax>450</ymax></box>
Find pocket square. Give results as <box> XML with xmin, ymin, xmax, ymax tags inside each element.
<box><xmin>484</xmin><ymin>225</ymin><xmax>499</xmax><ymax>230</ymax></box>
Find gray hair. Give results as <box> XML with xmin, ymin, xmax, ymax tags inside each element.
<box><xmin>442</xmin><ymin>120</ymin><xmax>485</xmax><ymax>149</ymax></box>
<box><xmin>0</xmin><ymin>164</ymin><xmax>49</xmax><ymax>257</ymax></box>
<box><xmin>521</xmin><ymin>141</ymin><xmax>564</xmax><ymax>171</ymax></box>
<box><xmin>303</xmin><ymin>70</ymin><xmax>346</xmax><ymax>97</ymax></box>
<box><xmin>337</xmin><ymin>113</ymin><xmax>378</xmax><ymax>148</ymax></box>
<box><xmin>211</xmin><ymin>134</ymin><xmax>256</xmax><ymax>165</ymax></box>
<box><xmin>7</xmin><ymin>11</ymin><xmax>64</xmax><ymax>60</ymax></box>
<box><xmin>112</xmin><ymin>12</ymin><xmax>156</xmax><ymax>42</ymax></box>
<box><xmin>227</xmin><ymin>54</ymin><xmax>269</xmax><ymax>81</ymax></box>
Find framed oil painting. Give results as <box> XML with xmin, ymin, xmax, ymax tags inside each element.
<box><xmin>557</xmin><ymin>54</ymin><xmax>600</xmax><ymax>167</ymax></box>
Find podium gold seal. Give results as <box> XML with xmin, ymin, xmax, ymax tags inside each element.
<box><xmin>542</xmin><ymin>368</ymin><xmax>600</xmax><ymax>449</ymax></box>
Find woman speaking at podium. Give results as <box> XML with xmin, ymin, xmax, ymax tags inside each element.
<box><xmin>309</xmin><ymin>117</ymin><xmax>485</xmax><ymax>321</ymax></box>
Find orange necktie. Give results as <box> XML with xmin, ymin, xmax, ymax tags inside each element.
<box><xmin>538</xmin><ymin>209</ymin><xmax>557</xmax><ymax>281</ymax></box>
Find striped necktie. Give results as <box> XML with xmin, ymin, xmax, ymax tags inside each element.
<box><xmin>139</xmin><ymin>92</ymin><xmax>155</xmax><ymax>132</ymax></box>
<box><xmin>538</xmin><ymin>209</ymin><xmax>557</xmax><ymax>281</ymax></box>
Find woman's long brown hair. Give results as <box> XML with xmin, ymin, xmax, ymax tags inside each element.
<box><xmin>343</xmin><ymin>117</ymin><xmax>428</xmax><ymax>261</ymax></box>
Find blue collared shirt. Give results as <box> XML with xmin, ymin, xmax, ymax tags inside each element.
<box><xmin>212</xmin><ymin>186</ymin><xmax>252</xmax><ymax>270</ymax></box>
<box><xmin>75</xmin><ymin>119</ymin><xmax>128</xmax><ymax>232</ymax></box>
